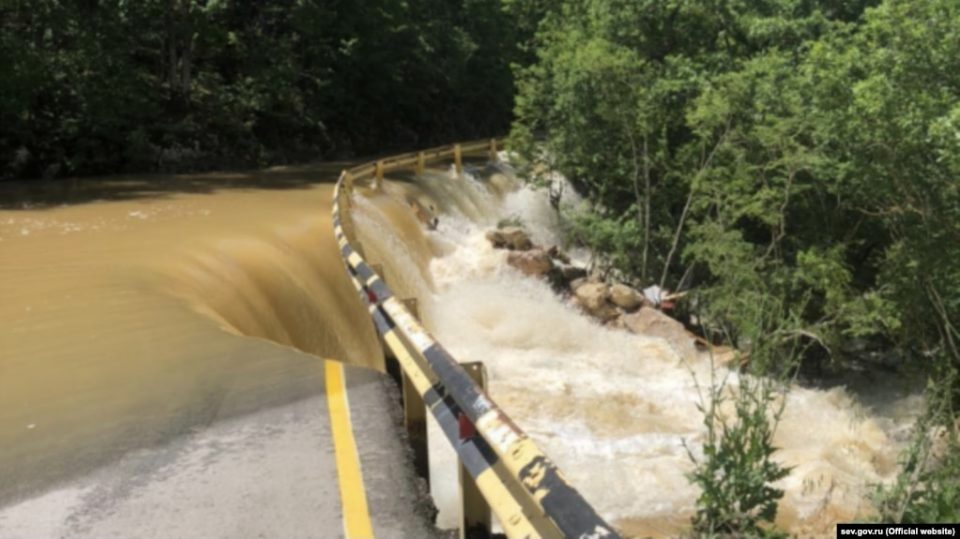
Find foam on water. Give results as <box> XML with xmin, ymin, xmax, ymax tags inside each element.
<box><xmin>353</xmin><ymin>165</ymin><xmax>918</xmax><ymax>536</ymax></box>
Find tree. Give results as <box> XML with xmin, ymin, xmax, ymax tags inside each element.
<box><xmin>510</xmin><ymin>0</ymin><xmax>960</xmax><ymax>525</ymax></box>
<box><xmin>0</xmin><ymin>0</ymin><xmax>524</xmax><ymax>180</ymax></box>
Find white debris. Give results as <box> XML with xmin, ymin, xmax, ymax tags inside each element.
<box><xmin>642</xmin><ymin>285</ymin><xmax>665</xmax><ymax>305</ymax></box>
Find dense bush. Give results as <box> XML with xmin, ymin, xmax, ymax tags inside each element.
<box><xmin>876</xmin><ymin>368</ymin><xmax>960</xmax><ymax>524</ymax></box>
<box><xmin>686</xmin><ymin>371</ymin><xmax>791</xmax><ymax>538</ymax></box>
<box><xmin>509</xmin><ymin>0</ymin><xmax>960</xmax><ymax>527</ymax></box>
<box><xmin>510</xmin><ymin>0</ymin><xmax>960</xmax><ymax>404</ymax></box>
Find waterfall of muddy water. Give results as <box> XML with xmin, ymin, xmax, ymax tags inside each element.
<box><xmin>350</xmin><ymin>163</ymin><xmax>924</xmax><ymax>538</ymax></box>
<box><xmin>0</xmin><ymin>165</ymin><xmax>383</xmax><ymax>507</ymax></box>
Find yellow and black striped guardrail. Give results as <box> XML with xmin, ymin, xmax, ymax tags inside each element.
<box><xmin>331</xmin><ymin>139</ymin><xmax>620</xmax><ymax>539</ymax></box>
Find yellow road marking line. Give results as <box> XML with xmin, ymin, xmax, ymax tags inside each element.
<box><xmin>325</xmin><ymin>360</ymin><xmax>375</xmax><ymax>539</ymax></box>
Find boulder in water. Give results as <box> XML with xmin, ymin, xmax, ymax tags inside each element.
<box><xmin>507</xmin><ymin>248</ymin><xmax>553</xmax><ymax>277</ymax></box>
<box><xmin>558</xmin><ymin>264</ymin><xmax>587</xmax><ymax>283</ymax></box>
<box><xmin>609</xmin><ymin>283</ymin><xmax>644</xmax><ymax>311</ymax></box>
<box><xmin>546</xmin><ymin>245</ymin><xmax>570</xmax><ymax>264</ymax></box>
<box><xmin>485</xmin><ymin>226</ymin><xmax>533</xmax><ymax>251</ymax></box>
<box><xmin>621</xmin><ymin>307</ymin><xmax>697</xmax><ymax>358</ymax></box>
<box><xmin>572</xmin><ymin>282</ymin><xmax>618</xmax><ymax>321</ymax></box>
<box><xmin>574</xmin><ymin>282</ymin><xmax>608</xmax><ymax>311</ymax></box>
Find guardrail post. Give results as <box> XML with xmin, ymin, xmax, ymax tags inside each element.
<box><xmin>416</xmin><ymin>151</ymin><xmax>426</xmax><ymax>175</ymax></box>
<box><xmin>401</xmin><ymin>298</ymin><xmax>430</xmax><ymax>486</ymax></box>
<box><xmin>334</xmin><ymin>142</ymin><xmax>622</xmax><ymax>539</ymax></box>
<box><xmin>459</xmin><ymin>361</ymin><xmax>491</xmax><ymax>539</ymax></box>
<box><xmin>375</xmin><ymin>160</ymin><xmax>385</xmax><ymax>189</ymax></box>
<box><xmin>343</xmin><ymin>171</ymin><xmax>354</xmax><ymax>201</ymax></box>
<box><xmin>489</xmin><ymin>139</ymin><xmax>498</xmax><ymax>162</ymax></box>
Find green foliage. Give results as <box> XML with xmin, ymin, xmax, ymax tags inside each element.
<box><xmin>496</xmin><ymin>215</ymin><xmax>525</xmax><ymax>229</ymax></box>
<box><xmin>510</xmin><ymin>0</ymin><xmax>960</xmax><ymax>376</ymax></box>
<box><xmin>876</xmin><ymin>365</ymin><xmax>960</xmax><ymax>523</ymax></box>
<box><xmin>512</xmin><ymin>0</ymin><xmax>960</xmax><ymax>523</ymax></box>
<box><xmin>566</xmin><ymin>209</ymin><xmax>644</xmax><ymax>277</ymax></box>
<box><xmin>0</xmin><ymin>0</ymin><xmax>524</xmax><ymax>180</ymax></box>
<box><xmin>686</xmin><ymin>372</ymin><xmax>791</xmax><ymax>538</ymax></box>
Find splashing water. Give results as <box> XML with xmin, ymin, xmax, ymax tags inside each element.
<box><xmin>0</xmin><ymin>162</ymin><xmax>920</xmax><ymax>538</ymax></box>
<box><xmin>351</xmin><ymin>164</ymin><xmax>920</xmax><ymax>537</ymax></box>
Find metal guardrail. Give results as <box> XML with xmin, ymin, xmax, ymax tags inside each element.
<box><xmin>331</xmin><ymin>140</ymin><xmax>620</xmax><ymax>539</ymax></box>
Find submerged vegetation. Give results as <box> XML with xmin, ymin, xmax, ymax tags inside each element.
<box><xmin>5</xmin><ymin>0</ymin><xmax>959</xmax><ymax>532</ymax></box>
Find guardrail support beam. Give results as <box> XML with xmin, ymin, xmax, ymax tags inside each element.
<box><xmin>331</xmin><ymin>138</ymin><xmax>621</xmax><ymax>539</ymax></box>
<box><xmin>343</xmin><ymin>172</ymin><xmax>354</xmax><ymax>199</ymax></box>
<box><xmin>375</xmin><ymin>160</ymin><xmax>385</xmax><ymax>189</ymax></box>
<box><xmin>402</xmin><ymin>371</ymin><xmax>429</xmax><ymax>485</ymax></box>
<box><xmin>401</xmin><ymin>297</ymin><xmax>430</xmax><ymax>485</ymax></box>
<box><xmin>459</xmin><ymin>361</ymin><xmax>491</xmax><ymax>539</ymax></box>
<box><xmin>489</xmin><ymin>139</ymin><xmax>498</xmax><ymax>162</ymax></box>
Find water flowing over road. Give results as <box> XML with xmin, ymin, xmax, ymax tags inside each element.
<box><xmin>352</xmin><ymin>164</ymin><xmax>922</xmax><ymax>536</ymax></box>
<box><xmin>0</xmin><ymin>160</ymin><xmax>922</xmax><ymax>537</ymax></box>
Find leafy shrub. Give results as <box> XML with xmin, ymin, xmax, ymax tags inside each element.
<box><xmin>685</xmin><ymin>363</ymin><xmax>791</xmax><ymax>538</ymax></box>
<box><xmin>876</xmin><ymin>365</ymin><xmax>960</xmax><ymax>523</ymax></box>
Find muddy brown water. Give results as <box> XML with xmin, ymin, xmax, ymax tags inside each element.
<box><xmin>0</xmin><ymin>164</ymin><xmax>382</xmax><ymax>506</ymax></box>
<box><xmin>1</xmin><ymin>162</ymin><xmax>923</xmax><ymax>538</ymax></box>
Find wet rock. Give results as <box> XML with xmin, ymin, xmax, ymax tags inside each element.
<box><xmin>572</xmin><ymin>282</ymin><xmax>618</xmax><ymax>321</ymax></box>
<box><xmin>574</xmin><ymin>282</ymin><xmax>608</xmax><ymax>310</ymax></box>
<box><xmin>570</xmin><ymin>277</ymin><xmax>587</xmax><ymax>291</ymax></box>
<box><xmin>507</xmin><ymin>248</ymin><xmax>553</xmax><ymax>277</ymax></box>
<box><xmin>558</xmin><ymin>265</ymin><xmax>587</xmax><ymax>283</ymax></box>
<box><xmin>484</xmin><ymin>229</ymin><xmax>506</xmax><ymax>248</ymax></box>
<box><xmin>546</xmin><ymin>264</ymin><xmax>587</xmax><ymax>294</ymax></box>
<box><xmin>409</xmin><ymin>200</ymin><xmax>439</xmax><ymax>230</ymax></box>
<box><xmin>545</xmin><ymin>267</ymin><xmax>570</xmax><ymax>293</ymax></box>
<box><xmin>546</xmin><ymin>245</ymin><xmax>571</xmax><ymax>264</ymax></box>
<box><xmin>609</xmin><ymin>283</ymin><xmax>644</xmax><ymax>311</ymax></box>
<box><xmin>593</xmin><ymin>303</ymin><xmax>621</xmax><ymax>322</ymax></box>
<box><xmin>621</xmin><ymin>307</ymin><xmax>697</xmax><ymax>359</ymax></box>
<box><xmin>485</xmin><ymin>226</ymin><xmax>533</xmax><ymax>251</ymax></box>
<box><xmin>931</xmin><ymin>418</ymin><xmax>960</xmax><ymax>465</ymax></box>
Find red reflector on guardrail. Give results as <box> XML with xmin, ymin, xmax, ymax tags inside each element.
<box><xmin>458</xmin><ymin>413</ymin><xmax>476</xmax><ymax>441</ymax></box>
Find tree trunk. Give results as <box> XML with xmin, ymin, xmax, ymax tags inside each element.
<box><xmin>642</xmin><ymin>135</ymin><xmax>652</xmax><ymax>283</ymax></box>
<box><xmin>180</xmin><ymin>35</ymin><xmax>193</xmax><ymax>96</ymax></box>
<box><xmin>627</xmin><ymin>127</ymin><xmax>649</xmax><ymax>281</ymax></box>
<box><xmin>659</xmin><ymin>119</ymin><xmax>731</xmax><ymax>289</ymax></box>
<box><xmin>166</xmin><ymin>0</ymin><xmax>178</xmax><ymax>92</ymax></box>
<box><xmin>164</xmin><ymin>0</ymin><xmax>192</xmax><ymax>100</ymax></box>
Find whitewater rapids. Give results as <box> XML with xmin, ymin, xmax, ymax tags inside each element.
<box><xmin>350</xmin><ymin>162</ymin><xmax>920</xmax><ymax>537</ymax></box>
<box><xmin>0</xmin><ymin>160</ymin><xmax>921</xmax><ymax>538</ymax></box>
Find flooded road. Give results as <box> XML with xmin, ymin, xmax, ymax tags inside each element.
<box><xmin>0</xmin><ymin>165</ymin><xmax>381</xmax><ymax>507</ymax></box>
<box><xmin>1</xmin><ymin>160</ymin><xmax>923</xmax><ymax>538</ymax></box>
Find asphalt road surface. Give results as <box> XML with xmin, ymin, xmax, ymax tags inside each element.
<box><xmin>0</xmin><ymin>362</ymin><xmax>445</xmax><ymax>539</ymax></box>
